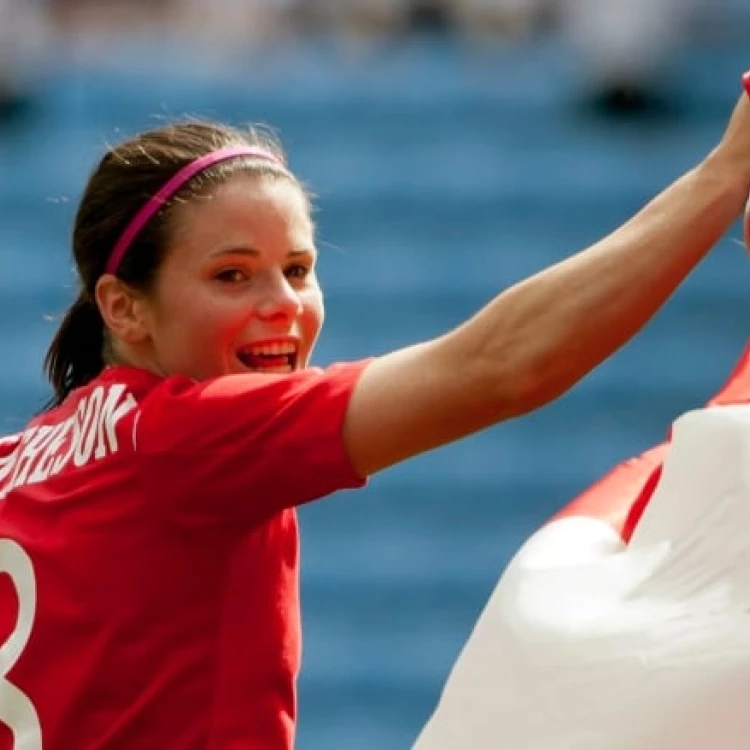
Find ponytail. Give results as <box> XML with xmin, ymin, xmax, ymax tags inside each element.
<box><xmin>43</xmin><ymin>291</ymin><xmax>105</xmax><ymax>409</ymax></box>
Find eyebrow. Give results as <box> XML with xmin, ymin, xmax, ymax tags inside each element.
<box><xmin>210</xmin><ymin>246</ymin><xmax>315</xmax><ymax>259</ymax></box>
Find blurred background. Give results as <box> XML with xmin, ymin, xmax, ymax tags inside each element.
<box><xmin>1</xmin><ymin>0</ymin><xmax>750</xmax><ymax>747</ymax></box>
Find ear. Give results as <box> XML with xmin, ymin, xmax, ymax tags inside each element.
<box><xmin>94</xmin><ymin>274</ymin><xmax>150</xmax><ymax>344</ymax></box>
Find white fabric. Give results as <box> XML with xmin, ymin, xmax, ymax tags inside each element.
<box><xmin>416</xmin><ymin>406</ymin><xmax>750</xmax><ymax>749</ymax></box>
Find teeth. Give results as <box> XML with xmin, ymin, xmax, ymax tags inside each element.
<box><xmin>246</xmin><ymin>342</ymin><xmax>297</xmax><ymax>356</ymax></box>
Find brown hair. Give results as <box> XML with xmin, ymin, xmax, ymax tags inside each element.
<box><xmin>44</xmin><ymin>120</ymin><xmax>304</xmax><ymax>409</ymax></box>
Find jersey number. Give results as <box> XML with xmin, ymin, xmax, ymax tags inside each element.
<box><xmin>0</xmin><ymin>540</ymin><xmax>41</xmax><ymax>749</ymax></box>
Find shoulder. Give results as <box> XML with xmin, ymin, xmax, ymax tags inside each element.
<box><xmin>139</xmin><ymin>360</ymin><xmax>372</xmax><ymax>419</ymax></box>
<box><xmin>0</xmin><ymin>370</ymin><xmax>153</xmax><ymax>498</ymax></box>
<box><xmin>133</xmin><ymin>360</ymin><xmax>373</xmax><ymax>456</ymax></box>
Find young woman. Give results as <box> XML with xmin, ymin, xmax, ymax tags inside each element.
<box><xmin>1</xmin><ymin>75</ymin><xmax>750</xmax><ymax>749</ymax></box>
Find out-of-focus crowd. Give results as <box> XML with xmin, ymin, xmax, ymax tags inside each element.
<box><xmin>0</xmin><ymin>0</ymin><xmax>744</xmax><ymax>123</ymax></box>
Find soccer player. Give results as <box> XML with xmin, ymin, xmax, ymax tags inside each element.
<box><xmin>2</xmin><ymin>76</ymin><xmax>750</xmax><ymax>749</ymax></box>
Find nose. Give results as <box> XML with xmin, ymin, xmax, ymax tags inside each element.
<box><xmin>255</xmin><ymin>271</ymin><xmax>303</xmax><ymax>327</ymax></box>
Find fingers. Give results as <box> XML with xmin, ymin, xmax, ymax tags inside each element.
<box><xmin>743</xmin><ymin>70</ymin><xmax>750</xmax><ymax>100</ymax></box>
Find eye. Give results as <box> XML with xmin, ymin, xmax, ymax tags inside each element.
<box><xmin>285</xmin><ymin>263</ymin><xmax>311</xmax><ymax>281</ymax></box>
<box><xmin>215</xmin><ymin>268</ymin><xmax>249</xmax><ymax>284</ymax></box>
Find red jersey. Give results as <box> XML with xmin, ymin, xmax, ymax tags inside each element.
<box><xmin>0</xmin><ymin>361</ymin><xmax>369</xmax><ymax>750</ymax></box>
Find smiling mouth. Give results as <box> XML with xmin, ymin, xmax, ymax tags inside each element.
<box><xmin>236</xmin><ymin>341</ymin><xmax>299</xmax><ymax>374</ymax></box>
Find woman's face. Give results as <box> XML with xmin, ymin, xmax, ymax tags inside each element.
<box><xmin>137</xmin><ymin>174</ymin><xmax>324</xmax><ymax>381</ymax></box>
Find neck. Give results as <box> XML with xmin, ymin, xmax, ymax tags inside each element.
<box><xmin>105</xmin><ymin>339</ymin><xmax>166</xmax><ymax>378</ymax></box>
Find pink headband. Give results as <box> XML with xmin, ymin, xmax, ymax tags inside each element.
<box><xmin>105</xmin><ymin>145</ymin><xmax>283</xmax><ymax>276</ymax></box>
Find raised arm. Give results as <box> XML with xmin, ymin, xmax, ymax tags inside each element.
<box><xmin>344</xmin><ymin>86</ymin><xmax>750</xmax><ymax>478</ymax></box>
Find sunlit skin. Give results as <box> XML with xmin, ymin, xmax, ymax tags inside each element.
<box><xmin>99</xmin><ymin>175</ymin><xmax>325</xmax><ymax>381</ymax></box>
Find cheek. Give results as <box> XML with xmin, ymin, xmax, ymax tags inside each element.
<box><xmin>158</xmin><ymin>291</ymin><xmax>233</xmax><ymax>350</ymax></box>
<box><xmin>301</xmin><ymin>286</ymin><xmax>325</xmax><ymax>340</ymax></box>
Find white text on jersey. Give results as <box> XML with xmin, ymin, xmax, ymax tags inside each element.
<box><xmin>0</xmin><ymin>385</ymin><xmax>137</xmax><ymax>500</ymax></box>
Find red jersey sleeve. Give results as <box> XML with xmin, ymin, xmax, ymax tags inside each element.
<box><xmin>134</xmin><ymin>361</ymin><xmax>371</xmax><ymax>526</ymax></box>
